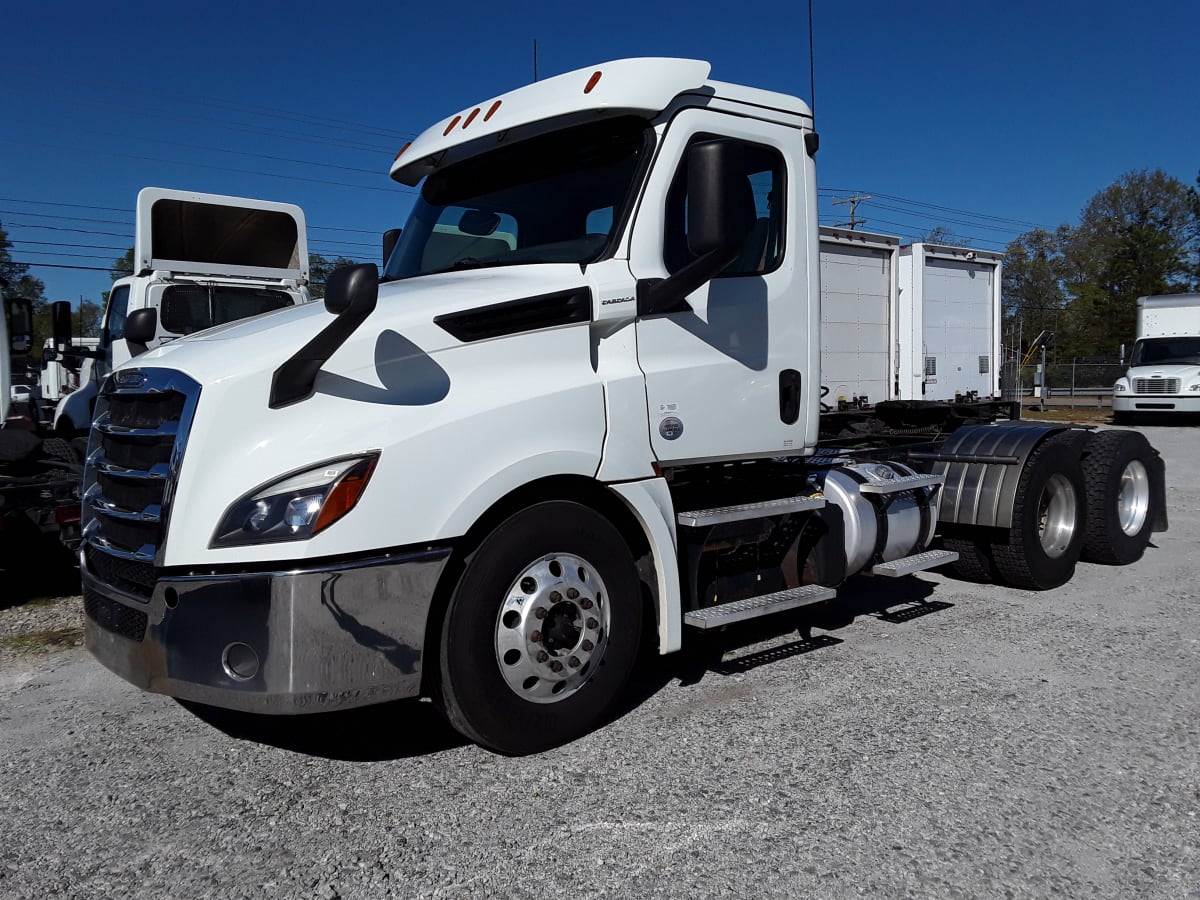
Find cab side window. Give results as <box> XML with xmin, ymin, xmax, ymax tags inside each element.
<box><xmin>663</xmin><ymin>137</ymin><xmax>785</xmax><ymax>277</ymax></box>
<box><xmin>104</xmin><ymin>285</ymin><xmax>131</xmax><ymax>346</ymax></box>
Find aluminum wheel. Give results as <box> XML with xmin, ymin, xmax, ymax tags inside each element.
<box><xmin>494</xmin><ymin>552</ymin><xmax>610</xmax><ymax>704</ymax></box>
<box><xmin>1037</xmin><ymin>472</ymin><xmax>1078</xmax><ymax>558</ymax></box>
<box><xmin>1116</xmin><ymin>459</ymin><xmax>1150</xmax><ymax>536</ymax></box>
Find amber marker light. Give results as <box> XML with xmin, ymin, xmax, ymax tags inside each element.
<box><xmin>313</xmin><ymin>456</ymin><xmax>379</xmax><ymax>535</ymax></box>
<box><xmin>443</xmin><ymin>115</ymin><xmax>462</xmax><ymax>136</ymax></box>
<box><xmin>393</xmin><ymin>141</ymin><xmax>412</xmax><ymax>162</ymax></box>
<box><xmin>584</xmin><ymin>70</ymin><xmax>603</xmax><ymax>93</ymax></box>
<box><xmin>463</xmin><ymin>107</ymin><xmax>481</xmax><ymax>128</ymax></box>
<box><xmin>484</xmin><ymin>100</ymin><xmax>502</xmax><ymax>121</ymax></box>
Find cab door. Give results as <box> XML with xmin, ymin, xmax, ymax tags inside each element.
<box><xmin>629</xmin><ymin>109</ymin><xmax>815</xmax><ymax>464</ymax></box>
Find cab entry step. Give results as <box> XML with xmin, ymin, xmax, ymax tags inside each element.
<box><xmin>684</xmin><ymin>584</ymin><xmax>837</xmax><ymax>629</ymax></box>
<box><xmin>676</xmin><ymin>495</ymin><xmax>826</xmax><ymax>527</ymax></box>
<box><xmin>871</xmin><ymin>548</ymin><xmax>959</xmax><ymax>577</ymax></box>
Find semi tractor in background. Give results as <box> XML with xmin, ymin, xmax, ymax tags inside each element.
<box><xmin>79</xmin><ymin>58</ymin><xmax>1167</xmax><ymax>754</ymax></box>
<box><xmin>2</xmin><ymin>295</ymin><xmax>85</xmax><ymax>576</ymax></box>
<box><xmin>1113</xmin><ymin>293</ymin><xmax>1200</xmax><ymax>423</ymax></box>
<box><xmin>54</xmin><ymin>188</ymin><xmax>312</xmax><ymax>435</ymax></box>
<box><xmin>818</xmin><ymin>228</ymin><xmax>1003</xmax><ymax>407</ymax></box>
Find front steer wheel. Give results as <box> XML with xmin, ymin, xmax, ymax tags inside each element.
<box><xmin>436</xmin><ymin>501</ymin><xmax>642</xmax><ymax>755</ymax></box>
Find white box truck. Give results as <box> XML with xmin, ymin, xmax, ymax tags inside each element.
<box><xmin>78</xmin><ymin>59</ymin><xmax>1167</xmax><ymax>754</ymax></box>
<box><xmin>818</xmin><ymin>227</ymin><xmax>899</xmax><ymax>407</ymax></box>
<box><xmin>899</xmin><ymin>243</ymin><xmax>1003</xmax><ymax>401</ymax></box>
<box><xmin>1112</xmin><ymin>293</ymin><xmax>1200</xmax><ymax>422</ymax></box>
<box><xmin>54</xmin><ymin>188</ymin><xmax>312</xmax><ymax>434</ymax></box>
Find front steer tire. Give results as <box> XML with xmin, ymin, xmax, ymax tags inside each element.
<box><xmin>436</xmin><ymin>501</ymin><xmax>642</xmax><ymax>755</ymax></box>
<box><xmin>990</xmin><ymin>434</ymin><xmax>1087</xmax><ymax>590</ymax></box>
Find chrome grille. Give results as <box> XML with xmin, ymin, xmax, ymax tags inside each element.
<box><xmin>1133</xmin><ymin>378</ymin><xmax>1180</xmax><ymax>394</ymax></box>
<box><xmin>82</xmin><ymin>368</ymin><xmax>200</xmax><ymax>582</ymax></box>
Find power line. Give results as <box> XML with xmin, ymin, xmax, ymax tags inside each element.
<box><xmin>8</xmin><ymin>69</ymin><xmax>418</xmax><ymax>142</ymax></box>
<box><xmin>820</xmin><ymin>187</ymin><xmax>1054</xmax><ymax>231</ymax></box>
<box><xmin>0</xmin><ymin>138</ymin><xmax>411</xmax><ymax>194</ymax></box>
<box><xmin>22</xmin><ymin>121</ymin><xmax>387</xmax><ymax>176</ymax></box>
<box><xmin>1</xmin><ymin>197</ymin><xmax>394</xmax><ymax>236</ymax></box>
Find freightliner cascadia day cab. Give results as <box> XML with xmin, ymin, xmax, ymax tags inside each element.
<box><xmin>80</xmin><ymin>59</ymin><xmax>1168</xmax><ymax>754</ymax></box>
<box><xmin>54</xmin><ymin>188</ymin><xmax>312</xmax><ymax>435</ymax></box>
<box><xmin>1112</xmin><ymin>293</ymin><xmax>1200</xmax><ymax>423</ymax></box>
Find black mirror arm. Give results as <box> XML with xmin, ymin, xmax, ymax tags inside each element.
<box><xmin>636</xmin><ymin>240</ymin><xmax>742</xmax><ymax>317</ymax></box>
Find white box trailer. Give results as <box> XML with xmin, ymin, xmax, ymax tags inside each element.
<box><xmin>818</xmin><ymin>227</ymin><xmax>900</xmax><ymax>406</ymax></box>
<box><xmin>899</xmin><ymin>243</ymin><xmax>1003</xmax><ymax>401</ymax></box>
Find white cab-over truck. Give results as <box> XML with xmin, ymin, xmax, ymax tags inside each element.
<box><xmin>80</xmin><ymin>58</ymin><xmax>1168</xmax><ymax>754</ymax></box>
<box><xmin>1113</xmin><ymin>293</ymin><xmax>1200</xmax><ymax>422</ymax></box>
<box><xmin>54</xmin><ymin>188</ymin><xmax>311</xmax><ymax>435</ymax></box>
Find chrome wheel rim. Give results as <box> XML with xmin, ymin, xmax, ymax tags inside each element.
<box><xmin>1116</xmin><ymin>459</ymin><xmax>1150</xmax><ymax>536</ymax></box>
<box><xmin>494</xmin><ymin>553</ymin><xmax>610</xmax><ymax>704</ymax></box>
<box><xmin>1038</xmin><ymin>473</ymin><xmax>1078</xmax><ymax>559</ymax></box>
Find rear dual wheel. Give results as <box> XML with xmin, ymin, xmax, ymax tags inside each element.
<box><xmin>990</xmin><ymin>435</ymin><xmax>1087</xmax><ymax>590</ymax></box>
<box><xmin>1080</xmin><ymin>429</ymin><xmax>1157</xmax><ymax>565</ymax></box>
<box><xmin>437</xmin><ymin>502</ymin><xmax>641</xmax><ymax>755</ymax></box>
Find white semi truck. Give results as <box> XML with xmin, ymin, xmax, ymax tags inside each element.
<box><xmin>1112</xmin><ymin>293</ymin><xmax>1200</xmax><ymax>422</ymax></box>
<box><xmin>79</xmin><ymin>58</ymin><xmax>1167</xmax><ymax>754</ymax></box>
<box><xmin>54</xmin><ymin>188</ymin><xmax>312</xmax><ymax>435</ymax></box>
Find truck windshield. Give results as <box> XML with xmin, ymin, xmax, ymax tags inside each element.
<box><xmin>1130</xmin><ymin>336</ymin><xmax>1200</xmax><ymax>367</ymax></box>
<box><xmin>160</xmin><ymin>285</ymin><xmax>294</xmax><ymax>335</ymax></box>
<box><xmin>384</xmin><ymin>116</ymin><xmax>652</xmax><ymax>280</ymax></box>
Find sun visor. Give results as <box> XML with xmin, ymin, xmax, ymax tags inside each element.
<box><xmin>135</xmin><ymin>188</ymin><xmax>309</xmax><ymax>281</ymax></box>
<box><xmin>391</xmin><ymin>57</ymin><xmax>712</xmax><ymax>186</ymax></box>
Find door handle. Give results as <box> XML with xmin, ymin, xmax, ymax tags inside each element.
<box><xmin>779</xmin><ymin>369</ymin><xmax>801</xmax><ymax>424</ymax></box>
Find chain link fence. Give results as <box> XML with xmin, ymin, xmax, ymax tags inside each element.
<box><xmin>1001</xmin><ymin>354</ymin><xmax>1125</xmax><ymax>407</ymax></box>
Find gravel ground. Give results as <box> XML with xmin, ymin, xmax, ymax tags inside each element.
<box><xmin>1</xmin><ymin>426</ymin><xmax>1197</xmax><ymax>899</ymax></box>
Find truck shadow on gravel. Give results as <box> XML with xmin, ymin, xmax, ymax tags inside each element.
<box><xmin>179</xmin><ymin>577</ymin><xmax>949</xmax><ymax>762</ymax></box>
<box><xmin>178</xmin><ymin>697</ymin><xmax>469</xmax><ymax>761</ymax></box>
<box><xmin>616</xmin><ymin>575</ymin><xmax>949</xmax><ymax>715</ymax></box>
<box><xmin>0</xmin><ymin>526</ymin><xmax>81</xmax><ymax>609</ymax></box>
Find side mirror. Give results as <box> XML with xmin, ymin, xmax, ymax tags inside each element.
<box><xmin>636</xmin><ymin>140</ymin><xmax>755</xmax><ymax>318</ymax></box>
<box><xmin>324</xmin><ymin>263</ymin><xmax>379</xmax><ymax>316</ymax></box>
<box><xmin>7</xmin><ymin>297</ymin><xmax>33</xmax><ymax>353</ymax></box>
<box><xmin>382</xmin><ymin>228</ymin><xmax>402</xmax><ymax>267</ymax></box>
<box><xmin>51</xmin><ymin>300</ymin><xmax>73</xmax><ymax>349</ymax></box>
<box><xmin>272</xmin><ymin>263</ymin><xmax>380</xmax><ymax>409</ymax></box>
<box><xmin>686</xmin><ymin>139</ymin><xmax>753</xmax><ymax>257</ymax></box>
<box><xmin>124</xmin><ymin>307</ymin><xmax>158</xmax><ymax>356</ymax></box>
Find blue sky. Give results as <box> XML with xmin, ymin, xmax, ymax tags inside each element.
<box><xmin>2</xmin><ymin>0</ymin><xmax>1196</xmax><ymax>307</ymax></box>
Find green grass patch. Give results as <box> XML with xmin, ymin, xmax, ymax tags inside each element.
<box><xmin>0</xmin><ymin>627</ymin><xmax>84</xmax><ymax>653</ymax></box>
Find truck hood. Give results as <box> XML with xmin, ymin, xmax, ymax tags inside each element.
<box><xmin>130</xmin><ymin>264</ymin><xmax>592</xmax><ymax>387</ymax></box>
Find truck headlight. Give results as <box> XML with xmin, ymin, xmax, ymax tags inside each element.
<box><xmin>1189</xmin><ymin>383</ymin><xmax>1200</xmax><ymax>392</ymax></box>
<box><xmin>211</xmin><ymin>454</ymin><xmax>379</xmax><ymax>547</ymax></box>
<box><xmin>1113</xmin><ymin>382</ymin><xmax>1127</xmax><ymax>392</ymax></box>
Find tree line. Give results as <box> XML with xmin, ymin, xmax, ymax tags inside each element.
<box><xmin>1001</xmin><ymin>169</ymin><xmax>1200</xmax><ymax>362</ymax></box>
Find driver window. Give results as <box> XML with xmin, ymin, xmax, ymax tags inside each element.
<box><xmin>663</xmin><ymin>137</ymin><xmax>785</xmax><ymax>277</ymax></box>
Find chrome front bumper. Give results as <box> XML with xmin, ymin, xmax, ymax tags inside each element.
<box><xmin>81</xmin><ymin>546</ymin><xmax>451</xmax><ymax>713</ymax></box>
<box><xmin>1113</xmin><ymin>394</ymin><xmax>1200</xmax><ymax>413</ymax></box>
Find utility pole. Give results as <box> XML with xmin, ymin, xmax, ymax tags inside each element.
<box><xmin>832</xmin><ymin>194</ymin><xmax>871</xmax><ymax>230</ymax></box>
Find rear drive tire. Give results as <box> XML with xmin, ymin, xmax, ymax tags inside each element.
<box><xmin>437</xmin><ymin>501</ymin><xmax>641</xmax><ymax>755</ymax></box>
<box><xmin>1080</xmin><ymin>429</ymin><xmax>1157</xmax><ymax>565</ymax></box>
<box><xmin>940</xmin><ymin>530</ymin><xmax>995</xmax><ymax>583</ymax></box>
<box><xmin>990</xmin><ymin>435</ymin><xmax>1086</xmax><ymax>590</ymax></box>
